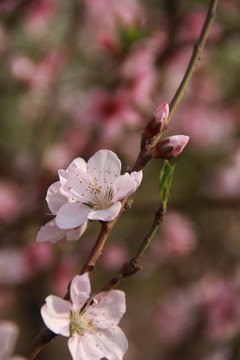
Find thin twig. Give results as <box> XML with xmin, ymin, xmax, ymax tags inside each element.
<box><xmin>103</xmin><ymin>204</ymin><xmax>166</xmax><ymax>291</ymax></box>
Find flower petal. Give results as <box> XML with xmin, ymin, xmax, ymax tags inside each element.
<box><xmin>41</xmin><ymin>295</ymin><xmax>70</xmax><ymax>337</ymax></box>
<box><xmin>68</xmin><ymin>334</ymin><xmax>88</xmax><ymax>360</ymax></box>
<box><xmin>88</xmin><ymin>202</ymin><xmax>121</xmax><ymax>222</ymax></box>
<box><xmin>56</xmin><ymin>203</ymin><xmax>89</xmax><ymax>229</ymax></box>
<box><xmin>58</xmin><ymin>158</ymin><xmax>87</xmax><ymax>187</ymax></box>
<box><xmin>87</xmin><ymin>150</ymin><xmax>121</xmax><ymax>186</ymax></box>
<box><xmin>46</xmin><ymin>182</ymin><xmax>68</xmax><ymax>215</ymax></box>
<box><xmin>68</xmin><ymin>326</ymin><xmax>128</xmax><ymax>360</ymax></box>
<box><xmin>66</xmin><ymin>221</ymin><xmax>88</xmax><ymax>241</ymax></box>
<box><xmin>70</xmin><ymin>274</ymin><xmax>91</xmax><ymax>313</ymax></box>
<box><xmin>36</xmin><ymin>219</ymin><xmax>67</xmax><ymax>243</ymax></box>
<box><xmin>112</xmin><ymin>171</ymin><xmax>142</xmax><ymax>202</ymax></box>
<box><xmin>130</xmin><ymin>170</ymin><xmax>143</xmax><ymax>188</ymax></box>
<box><xmin>86</xmin><ymin>290</ymin><xmax>126</xmax><ymax>329</ymax></box>
<box><xmin>59</xmin><ymin>168</ymin><xmax>93</xmax><ymax>203</ymax></box>
<box><xmin>68</xmin><ymin>157</ymin><xmax>87</xmax><ymax>172</ymax></box>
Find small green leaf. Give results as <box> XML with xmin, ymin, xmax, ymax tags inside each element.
<box><xmin>159</xmin><ymin>160</ymin><xmax>175</xmax><ymax>208</ymax></box>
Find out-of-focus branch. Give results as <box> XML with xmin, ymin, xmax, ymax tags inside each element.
<box><xmin>166</xmin><ymin>0</ymin><xmax>219</xmax><ymax>126</ymax></box>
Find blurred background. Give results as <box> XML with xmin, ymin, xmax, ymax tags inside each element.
<box><xmin>0</xmin><ymin>0</ymin><xmax>240</xmax><ymax>359</ymax></box>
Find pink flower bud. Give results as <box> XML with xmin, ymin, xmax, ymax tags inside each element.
<box><xmin>144</xmin><ymin>102</ymin><xmax>169</xmax><ymax>137</ymax></box>
<box><xmin>153</xmin><ymin>135</ymin><xmax>189</xmax><ymax>159</ymax></box>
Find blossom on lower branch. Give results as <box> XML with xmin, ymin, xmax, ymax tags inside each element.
<box><xmin>41</xmin><ymin>273</ymin><xmax>128</xmax><ymax>360</ymax></box>
<box><xmin>37</xmin><ymin>149</ymin><xmax>142</xmax><ymax>243</ymax></box>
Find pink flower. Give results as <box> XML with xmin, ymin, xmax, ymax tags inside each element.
<box><xmin>176</xmin><ymin>9</ymin><xmax>221</xmax><ymax>43</ymax></box>
<box><xmin>82</xmin><ymin>0</ymin><xmax>142</xmax><ymax>51</ymax></box>
<box><xmin>76</xmin><ymin>89</ymin><xmax>141</xmax><ymax>142</ymax></box>
<box><xmin>10</xmin><ymin>49</ymin><xmax>66</xmax><ymax>90</ymax></box>
<box><xmin>55</xmin><ymin>149</ymin><xmax>142</xmax><ymax>229</ymax></box>
<box><xmin>42</xmin><ymin>142</ymin><xmax>76</xmax><ymax>174</ymax></box>
<box><xmin>173</xmin><ymin>104</ymin><xmax>236</xmax><ymax>147</ymax></box>
<box><xmin>211</xmin><ymin>164</ymin><xmax>240</xmax><ymax>199</ymax></box>
<box><xmin>0</xmin><ymin>321</ymin><xmax>26</xmax><ymax>360</ymax></box>
<box><xmin>41</xmin><ymin>273</ymin><xmax>128</xmax><ymax>360</ymax></box>
<box><xmin>151</xmin><ymin>290</ymin><xmax>197</xmax><ymax>344</ymax></box>
<box><xmin>0</xmin><ymin>249</ymin><xmax>31</xmax><ymax>285</ymax></box>
<box><xmin>10</xmin><ymin>55</ymin><xmax>35</xmax><ymax>84</ymax></box>
<box><xmin>30</xmin><ymin>49</ymin><xmax>66</xmax><ymax>90</ymax></box>
<box><xmin>161</xmin><ymin>212</ymin><xmax>197</xmax><ymax>258</ymax></box>
<box><xmin>25</xmin><ymin>0</ymin><xmax>58</xmax><ymax>34</ymax></box>
<box><xmin>101</xmin><ymin>243</ymin><xmax>128</xmax><ymax>270</ymax></box>
<box><xmin>24</xmin><ymin>242</ymin><xmax>54</xmax><ymax>272</ymax></box>
<box><xmin>197</xmin><ymin>276</ymin><xmax>240</xmax><ymax>341</ymax></box>
<box><xmin>36</xmin><ymin>180</ymin><xmax>88</xmax><ymax>243</ymax></box>
<box><xmin>120</xmin><ymin>35</ymin><xmax>164</xmax><ymax>109</ymax></box>
<box><xmin>0</xmin><ymin>182</ymin><xmax>21</xmax><ymax>223</ymax></box>
<box><xmin>51</xmin><ymin>256</ymin><xmax>78</xmax><ymax>296</ymax></box>
<box><xmin>204</xmin><ymin>347</ymin><xmax>231</xmax><ymax>360</ymax></box>
<box><xmin>210</xmin><ymin>146</ymin><xmax>240</xmax><ymax>199</ymax></box>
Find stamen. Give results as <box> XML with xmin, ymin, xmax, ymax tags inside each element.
<box><xmin>69</xmin><ymin>311</ymin><xmax>95</xmax><ymax>336</ymax></box>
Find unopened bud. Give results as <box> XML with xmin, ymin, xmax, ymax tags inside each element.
<box><xmin>153</xmin><ymin>135</ymin><xmax>189</xmax><ymax>159</ymax></box>
<box><xmin>144</xmin><ymin>102</ymin><xmax>169</xmax><ymax>138</ymax></box>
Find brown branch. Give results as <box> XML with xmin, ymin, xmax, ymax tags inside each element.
<box><xmin>80</xmin><ymin>222</ymin><xmax>112</xmax><ymax>274</ymax></box>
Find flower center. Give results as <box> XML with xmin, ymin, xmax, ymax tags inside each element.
<box><xmin>85</xmin><ymin>177</ymin><xmax>114</xmax><ymax>210</ymax></box>
<box><xmin>69</xmin><ymin>311</ymin><xmax>95</xmax><ymax>336</ymax></box>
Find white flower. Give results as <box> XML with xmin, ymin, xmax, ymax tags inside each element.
<box><xmin>37</xmin><ymin>149</ymin><xmax>142</xmax><ymax>243</ymax></box>
<box><xmin>0</xmin><ymin>321</ymin><xmax>26</xmax><ymax>360</ymax></box>
<box><xmin>36</xmin><ymin>181</ymin><xmax>88</xmax><ymax>243</ymax></box>
<box><xmin>55</xmin><ymin>149</ymin><xmax>142</xmax><ymax>229</ymax></box>
<box><xmin>41</xmin><ymin>273</ymin><xmax>128</xmax><ymax>360</ymax></box>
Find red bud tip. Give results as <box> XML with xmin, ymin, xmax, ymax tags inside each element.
<box><xmin>153</xmin><ymin>135</ymin><xmax>189</xmax><ymax>159</ymax></box>
<box><xmin>144</xmin><ymin>102</ymin><xmax>169</xmax><ymax>138</ymax></box>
